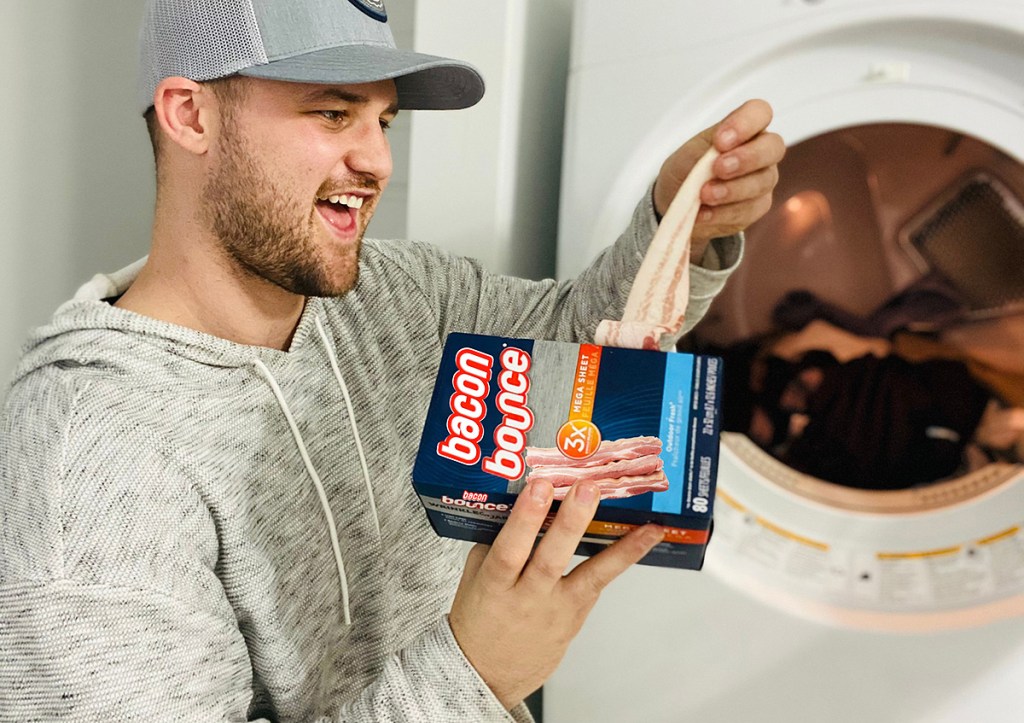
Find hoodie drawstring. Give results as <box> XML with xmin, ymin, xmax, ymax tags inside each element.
<box><xmin>253</xmin><ymin>357</ymin><xmax>353</xmax><ymax>626</ymax></box>
<box><xmin>250</xmin><ymin>315</ymin><xmax>383</xmax><ymax>627</ymax></box>
<box><xmin>314</xmin><ymin>316</ymin><xmax>382</xmax><ymax>539</ymax></box>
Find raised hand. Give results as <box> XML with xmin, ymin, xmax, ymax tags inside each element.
<box><xmin>653</xmin><ymin>99</ymin><xmax>786</xmax><ymax>262</ymax></box>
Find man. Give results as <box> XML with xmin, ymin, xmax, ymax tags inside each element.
<box><xmin>0</xmin><ymin>0</ymin><xmax>783</xmax><ymax>720</ymax></box>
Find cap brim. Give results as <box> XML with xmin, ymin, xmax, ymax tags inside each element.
<box><xmin>238</xmin><ymin>45</ymin><xmax>485</xmax><ymax>110</ymax></box>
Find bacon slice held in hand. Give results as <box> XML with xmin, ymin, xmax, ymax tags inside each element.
<box><xmin>595</xmin><ymin>147</ymin><xmax>720</xmax><ymax>351</ymax></box>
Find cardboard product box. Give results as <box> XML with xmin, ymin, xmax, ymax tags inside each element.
<box><xmin>412</xmin><ymin>332</ymin><xmax>723</xmax><ymax>569</ymax></box>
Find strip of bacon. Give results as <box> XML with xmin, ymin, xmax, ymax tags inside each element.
<box><xmin>526</xmin><ymin>454</ymin><xmax>664</xmax><ymax>487</ymax></box>
<box><xmin>525</xmin><ymin>435</ymin><xmax>663</xmax><ymax>468</ymax></box>
<box><xmin>550</xmin><ymin>471</ymin><xmax>669</xmax><ymax>501</ymax></box>
<box><xmin>595</xmin><ymin>147</ymin><xmax>720</xmax><ymax>351</ymax></box>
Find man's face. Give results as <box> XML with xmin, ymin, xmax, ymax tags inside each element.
<box><xmin>200</xmin><ymin>77</ymin><xmax>397</xmax><ymax>297</ymax></box>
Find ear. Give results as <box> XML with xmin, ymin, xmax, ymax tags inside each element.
<box><xmin>152</xmin><ymin>77</ymin><xmax>218</xmax><ymax>157</ymax></box>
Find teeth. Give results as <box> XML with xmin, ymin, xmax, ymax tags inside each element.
<box><xmin>322</xmin><ymin>194</ymin><xmax>365</xmax><ymax>209</ymax></box>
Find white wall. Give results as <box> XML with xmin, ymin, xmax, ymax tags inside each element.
<box><xmin>408</xmin><ymin>0</ymin><xmax>574</xmax><ymax>280</ymax></box>
<box><xmin>368</xmin><ymin>0</ymin><xmax>415</xmax><ymax>241</ymax></box>
<box><xmin>0</xmin><ymin>1</ymin><xmax>153</xmax><ymax>387</ymax></box>
<box><xmin>0</xmin><ymin>3</ymin><xmax>24</xmax><ymax>387</ymax></box>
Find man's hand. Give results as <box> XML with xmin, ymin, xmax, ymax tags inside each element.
<box><xmin>448</xmin><ymin>479</ymin><xmax>664</xmax><ymax>710</ymax></box>
<box><xmin>653</xmin><ymin>99</ymin><xmax>785</xmax><ymax>263</ymax></box>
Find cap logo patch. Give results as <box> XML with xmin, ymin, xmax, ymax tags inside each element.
<box><xmin>348</xmin><ymin>0</ymin><xmax>388</xmax><ymax>22</ymax></box>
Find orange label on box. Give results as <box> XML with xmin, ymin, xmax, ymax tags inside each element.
<box><xmin>569</xmin><ymin>344</ymin><xmax>602</xmax><ymax>421</ymax></box>
<box><xmin>540</xmin><ymin>518</ymin><xmax>710</xmax><ymax>546</ymax></box>
<box><xmin>585</xmin><ymin>520</ymin><xmax>710</xmax><ymax>546</ymax></box>
<box><xmin>557</xmin><ymin>344</ymin><xmax>604</xmax><ymax>460</ymax></box>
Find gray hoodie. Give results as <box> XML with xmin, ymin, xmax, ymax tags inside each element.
<box><xmin>0</xmin><ymin>197</ymin><xmax>741</xmax><ymax>722</ymax></box>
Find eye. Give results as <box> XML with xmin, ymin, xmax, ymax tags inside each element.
<box><xmin>379</xmin><ymin>117</ymin><xmax>393</xmax><ymax>132</ymax></box>
<box><xmin>317</xmin><ymin>110</ymin><xmax>347</xmax><ymax>124</ymax></box>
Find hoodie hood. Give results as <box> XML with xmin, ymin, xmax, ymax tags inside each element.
<box><xmin>11</xmin><ymin>258</ymin><xmax>328</xmax><ymax>389</ymax></box>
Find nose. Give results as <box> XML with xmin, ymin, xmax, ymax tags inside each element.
<box><xmin>343</xmin><ymin>119</ymin><xmax>393</xmax><ymax>183</ymax></box>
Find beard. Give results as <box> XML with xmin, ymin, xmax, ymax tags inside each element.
<box><xmin>199</xmin><ymin>118</ymin><xmax>376</xmax><ymax>298</ymax></box>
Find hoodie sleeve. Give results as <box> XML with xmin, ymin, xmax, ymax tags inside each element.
<box><xmin>373</xmin><ymin>188</ymin><xmax>742</xmax><ymax>343</ymax></box>
<box><xmin>0</xmin><ymin>584</ymin><xmax>529</xmax><ymax>722</ymax></box>
<box><xmin>0</xmin><ymin>371</ymin><xmax>530</xmax><ymax>723</ymax></box>
<box><xmin>341</xmin><ymin>617</ymin><xmax>535</xmax><ymax>723</ymax></box>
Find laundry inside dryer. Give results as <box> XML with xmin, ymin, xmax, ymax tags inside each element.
<box><xmin>686</xmin><ymin>123</ymin><xmax>1024</xmax><ymax>498</ymax></box>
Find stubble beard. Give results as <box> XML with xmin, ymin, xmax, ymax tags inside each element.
<box><xmin>200</xmin><ymin>119</ymin><xmax>369</xmax><ymax>298</ymax></box>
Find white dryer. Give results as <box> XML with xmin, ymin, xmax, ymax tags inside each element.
<box><xmin>550</xmin><ymin>1</ymin><xmax>1024</xmax><ymax>721</ymax></box>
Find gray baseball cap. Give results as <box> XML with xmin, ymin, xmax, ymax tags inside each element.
<box><xmin>138</xmin><ymin>0</ymin><xmax>485</xmax><ymax>114</ymax></box>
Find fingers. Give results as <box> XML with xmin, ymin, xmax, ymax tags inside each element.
<box><xmin>476</xmin><ymin>480</ymin><xmax>554</xmax><ymax>589</ymax></box>
<box><xmin>692</xmin><ymin>123</ymin><xmax>784</xmax><ymax>240</ymax></box>
<box><xmin>655</xmin><ymin>100</ymin><xmax>783</xmax><ymax>219</ymax></box>
<box><xmin>471</xmin><ymin>480</ymin><xmax>674</xmax><ymax>602</ymax></box>
<box><xmin>653</xmin><ymin>135</ymin><xmax>715</xmax><ymax>214</ymax></box>
<box><xmin>564</xmin><ymin>524</ymin><xmax>664</xmax><ymax>603</ymax></box>
<box><xmin>701</xmin><ymin>165</ymin><xmax>779</xmax><ymax>207</ymax></box>
<box><xmin>693</xmin><ymin>194</ymin><xmax>773</xmax><ymax>242</ymax></box>
<box><xmin>520</xmin><ymin>482</ymin><xmax>601</xmax><ymax>591</ymax></box>
<box><xmin>712</xmin><ymin>131</ymin><xmax>786</xmax><ymax>184</ymax></box>
<box><xmin>712</xmin><ymin>98</ymin><xmax>774</xmax><ymax>152</ymax></box>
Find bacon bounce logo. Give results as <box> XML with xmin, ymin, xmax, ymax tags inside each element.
<box><xmin>435</xmin><ymin>345</ymin><xmax>535</xmax><ymax>481</ymax></box>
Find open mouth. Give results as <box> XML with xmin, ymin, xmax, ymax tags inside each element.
<box><xmin>316</xmin><ymin>193</ymin><xmax>366</xmax><ymax>236</ymax></box>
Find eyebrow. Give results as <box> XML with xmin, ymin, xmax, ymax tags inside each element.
<box><xmin>299</xmin><ymin>87</ymin><xmax>400</xmax><ymax>116</ymax></box>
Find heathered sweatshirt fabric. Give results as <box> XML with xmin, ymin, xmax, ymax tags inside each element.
<box><xmin>0</xmin><ymin>195</ymin><xmax>741</xmax><ymax>722</ymax></box>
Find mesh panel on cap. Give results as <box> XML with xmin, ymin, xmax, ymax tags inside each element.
<box><xmin>138</xmin><ymin>0</ymin><xmax>268</xmax><ymax>111</ymax></box>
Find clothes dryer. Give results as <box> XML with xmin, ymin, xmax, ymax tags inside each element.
<box><xmin>550</xmin><ymin>1</ymin><xmax>1024</xmax><ymax>720</ymax></box>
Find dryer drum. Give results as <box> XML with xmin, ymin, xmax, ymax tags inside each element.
<box><xmin>683</xmin><ymin>124</ymin><xmax>1024</xmax><ymax>490</ymax></box>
